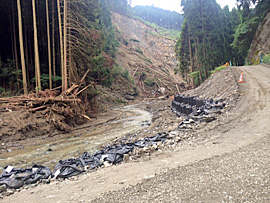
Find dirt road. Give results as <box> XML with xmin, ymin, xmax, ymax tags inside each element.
<box><xmin>2</xmin><ymin>65</ymin><xmax>270</xmax><ymax>202</ymax></box>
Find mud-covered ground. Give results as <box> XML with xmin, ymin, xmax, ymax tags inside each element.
<box><xmin>1</xmin><ymin>65</ymin><xmax>270</xmax><ymax>202</ymax></box>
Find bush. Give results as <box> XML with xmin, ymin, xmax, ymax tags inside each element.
<box><xmin>261</xmin><ymin>54</ymin><xmax>270</xmax><ymax>64</ymax></box>
<box><xmin>112</xmin><ymin>65</ymin><xmax>130</xmax><ymax>80</ymax></box>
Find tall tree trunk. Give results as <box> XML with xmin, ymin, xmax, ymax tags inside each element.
<box><xmin>32</xmin><ymin>0</ymin><xmax>41</xmax><ymax>92</ymax></box>
<box><xmin>52</xmin><ymin>0</ymin><xmax>56</xmax><ymax>85</ymax></box>
<box><xmin>17</xmin><ymin>0</ymin><xmax>28</xmax><ymax>94</ymax></box>
<box><xmin>63</xmin><ymin>0</ymin><xmax>68</xmax><ymax>92</ymax></box>
<box><xmin>12</xmin><ymin>2</ymin><xmax>19</xmax><ymax>91</ymax></box>
<box><xmin>188</xmin><ymin>33</ymin><xmax>194</xmax><ymax>87</ymax></box>
<box><xmin>196</xmin><ymin>38</ymin><xmax>203</xmax><ymax>85</ymax></box>
<box><xmin>46</xmin><ymin>0</ymin><xmax>52</xmax><ymax>89</ymax></box>
<box><xmin>57</xmin><ymin>0</ymin><xmax>64</xmax><ymax>92</ymax></box>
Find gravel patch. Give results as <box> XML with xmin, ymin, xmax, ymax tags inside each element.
<box><xmin>93</xmin><ymin>136</ymin><xmax>270</xmax><ymax>202</ymax></box>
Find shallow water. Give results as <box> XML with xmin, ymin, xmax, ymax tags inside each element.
<box><xmin>0</xmin><ymin>105</ymin><xmax>152</xmax><ymax>170</ymax></box>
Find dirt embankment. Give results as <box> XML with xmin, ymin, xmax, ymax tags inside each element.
<box><xmin>112</xmin><ymin>13</ymin><xmax>185</xmax><ymax>96</ymax></box>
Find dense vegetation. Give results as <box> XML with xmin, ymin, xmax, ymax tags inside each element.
<box><xmin>0</xmin><ymin>0</ymin><xmax>119</xmax><ymax>97</ymax></box>
<box><xmin>133</xmin><ymin>5</ymin><xmax>183</xmax><ymax>30</ymax></box>
<box><xmin>1</xmin><ymin>0</ymin><xmax>269</xmax><ymax>96</ymax></box>
<box><xmin>175</xmin><ymin>0</ymin><xmax>270</xmax><ymax>87</ymax></box>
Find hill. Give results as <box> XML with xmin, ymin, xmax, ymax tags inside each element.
<box><xmin>132</xmin><ymin>5</ymin><xmax>183</xmax><ymax>30</ymax></box>
<box><xmin>112</xmin><ymin>12</ymin><xmax>185</xmax><ymax>97</ymax></box>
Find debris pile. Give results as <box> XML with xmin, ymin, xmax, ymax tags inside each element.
<box><xmin>0</xmin><ymin>133</ymin><xmax>169</xmax><ymax>194</ymax></box>
<box><xmin>0</xmin><ymin>84</ymin><xmax>93</xmax><ymax>136</ymax></box>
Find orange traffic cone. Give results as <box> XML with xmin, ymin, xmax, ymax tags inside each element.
<box><xmin>238</xmin><ymin>71</ymin><xmax>245</xmax><ymax>83</ymax></box>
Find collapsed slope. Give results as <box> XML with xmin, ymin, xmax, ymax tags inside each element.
<box><xmin>112</xmin><ymin>13</ymin><xmax>185</xmax><ymax>97</ymax></box>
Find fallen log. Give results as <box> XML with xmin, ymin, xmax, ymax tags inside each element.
<box><xmin>0</xmin><ymin>97</ymin><xmax>81</xmax><ymax>103</ymax></box>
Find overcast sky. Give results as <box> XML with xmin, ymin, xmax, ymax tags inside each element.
<box><xmin>131</xmin><ymin>0</ymin><xmax>237</xmax><ymax>13</ymax></box>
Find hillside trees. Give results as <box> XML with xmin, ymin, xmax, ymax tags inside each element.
<box><xmin>0</xmin><ymin>0</ymin><xmax>118</xmax><ymax>97</ymax></box>
<box><xmin>133</xmin><ymin>5</ymin><xmax>184</xmax><ymax>30</ymax></box>
<box><xmin>176</xmin><ymin>0</ymin><xmax>241</xmax><ymax>87</ymax></box>
<box><xmin>232</xmin><ymin>0</ymin><xmax>270</xmax><ymax>62</ymax></box>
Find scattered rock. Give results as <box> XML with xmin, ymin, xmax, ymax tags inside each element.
<box><xmin>123</xmin><ymin>154</ymin><xmax>129</xmax><ymax>162</ymax></box>
<box><xmin>5</xmin><ymin>189</ymin><xmax>14</xmax><ymax>196</ymax></box>
<box><xmin>103</xmin><ymin>161</ymin><xmax>112</xmax><ymax>168</ymax></box>
<box><xmin>0</xmin><ymin>184</ymin><xmax>6</xmax><ymax>193</ymax></box>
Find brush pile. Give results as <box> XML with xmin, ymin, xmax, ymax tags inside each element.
<box><xmin>0</xmin><ymin>84</ymin><xmax>93</xmax><ymax>137</ymax></box>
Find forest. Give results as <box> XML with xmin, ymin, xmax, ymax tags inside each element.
<box><xmin>133</xmin><ymin>5</ymin><xmax>183</xmax><ymax>30</ymax></box>
<box><xmin>0</xmin><ymin>0</ymin><xmax>119</xmax><ymax>98</ymax></box>
<box><xmin>0</xmin><ymin>0</ymin><xmax>269</xmax><ymax>96</ymax></box>
<box><xmin>175</xmin><ymin>0</ymin><xmax>270</xmax><ymax>86</ymax></box>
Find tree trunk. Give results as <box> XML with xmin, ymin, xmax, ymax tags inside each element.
<box><xmin>17</xmin><ymin>0</ymin><xmax>28</xmax><ymax>94</ymax></box>
<box><xmin>57</xmin><ymin>0</ymin><xmax>64</xmax><ymax>92</ymax></box>
<box><xmin>52</xmin><ymin>0</ymin><xmax>56</xmax><ymax>85</ymax></box>
<box><xmin>63</xmin><ymin>0</ymin><xmax>68</xmax><ymax>92</ymax></box>
<box><xmin>188</xmin><ymin>33</ymin><xmax>194</xmax><ymax>87</ymax></box>
<box><xmin>46</xmin><ymin>0</ymin><xmax>52</xmax><ymax>89</ymax></box>
<box><xmin>12</xmin><ymin>2</ymin><xmax>19</xmax><ymax>91</ymax></box>
<box><xmin>32</xmin><ymin>0</ymin><xmax>41</xmax><ymax>92</ymax></box>
<box><xmin>196</xmin><ymin>37</ymin><xmax>203</xmax><ymax>85</ymax></box>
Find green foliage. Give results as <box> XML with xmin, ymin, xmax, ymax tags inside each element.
<box><xmin>232</xmin><ymin>16</ymin><xmax>260</xmax><ymax>60</ymax></box>
<box><xmin>130</xmin><ymin>38</ymin><xmax>140</xmax><ymax>43</ymax></box>
<box><xmin>188</xmin><ymin>71</ymin><xmax>199</xmax><ymax>86</ymax></box>
<box><xmin>89</xmin><ymin>54</ymin><xmax>113</xmax><ymax>87</ymax></box>
<box><xmin>144</xmin><ymin>77</ymin><xmax>155</xmax><ymax>86</ymax></box>
<box><xmin>108</xmin><ymin>0</ymin><xmax>132</xmax><ymax>16</ymax></box>
<box><xmin>143</xmin><ymin>57</ymin><xmax>153</xmax><ymax>64</ymax></box>
<box><xmin>132</xmin><ymin>5</ymin><xmax>183</xmax><ymax>30</ymax></box>
<box><xmin>135</xmin><ymin>48</ymin><xmax>143</xmax><ymax>55</ymax></box>
<box><xmin>31</xmin><ymin>74</ymin><xmax>62</xmax><ymax>89</ymax></box>
<box><xmin>261</xmin><ymin>54</ymin><xmax>270</xmax><ymax>64</ymax></box>
<box><xmin>210</xmin><ymin>66</ymin><xmax>227</xmax><ymax>75</ymax></box>
<box><xmin>145</xmin><ymin>29</ymin><xmax>159</xmax><ymax>37</ymax></box>
<box><xmin>112</xmin><ymin>65</ymin><xmax>133</xmax><ymax>83</ymax></box>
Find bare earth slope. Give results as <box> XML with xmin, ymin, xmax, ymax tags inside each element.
<box><xmin>2</xmin><ymin>65</ymin><xmax>270</xmax><ymax>202</ymax></box>
<box><xmin>112</xmin><ymin>13</ymin><xmax>185</xmax><ymax>96</ymax></box>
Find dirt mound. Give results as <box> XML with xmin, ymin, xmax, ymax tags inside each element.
<box><xmin>184</xmin><ymin>67</ymin><xmax>241</xmax><ymax>105</ymax></box>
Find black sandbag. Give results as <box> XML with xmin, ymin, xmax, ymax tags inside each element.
<box><xmin>0</xmin><ymin>165</ymin><xmax>52</xmax><ymax>189</ymax></box>
<box><xmin>53</xmin><ymin>159</ymin><xmax>84</xmax><ymax>179</ymax></box>
<box><xmin>79</xmin><ymin>152</ymin><xmax>102</xmax><ymax>169</ymax></box>
<box><xmin>102</xmin><ymin>153</ymin><xmax>124</xmax><ymax>164</ymax></box>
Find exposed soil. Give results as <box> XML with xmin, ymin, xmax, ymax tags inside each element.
<box><xmin>112</xmin><ymin>13</ymin><xmax>186</xmax><ymax>96</ymax></box>
<box><xmin>1</xmin><ymin>64</ymin><xmax>269</xmax><ymax>202</ymax></box>
<box><xmin>0</xmin><ymin>12</ymin><xmax>184</xmax><ymax>147</ymax></box>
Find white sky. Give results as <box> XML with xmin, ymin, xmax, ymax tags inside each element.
<box><xmin>131</xmin><ymin>0</ymin><xmax>237</xmax><ymax>13</ymax></box>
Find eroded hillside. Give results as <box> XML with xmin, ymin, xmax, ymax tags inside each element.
<box><xmin>112</xmin><ymin>13</ymin><xmax>185</xmax><ymax>97</ymax></box>
<box><xmin>248</xmin><ymin>12</ymin><xmax>270</xmax><ymax>64</ymax></box>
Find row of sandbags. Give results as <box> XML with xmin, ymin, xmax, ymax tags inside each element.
<box><xmin>172</xmin><ymin>95</ymin><xmax>226</xmax><ymax>119</ymax></box>
<box><xmin>0</xmin><ymin>132</ymin><xmax>168</xmax><ymax>190</ymax></box>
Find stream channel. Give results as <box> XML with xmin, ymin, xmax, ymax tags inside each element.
<box><xmin>0</xmin><ymin>105</ymin><xmax>152</xmax><ymax>171</ymax></box>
